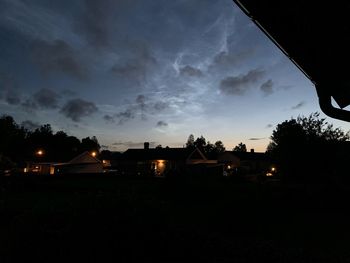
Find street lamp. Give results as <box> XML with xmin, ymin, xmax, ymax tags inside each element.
<box><xmin>91</xmin><ymin>151</ymin><xmax>97</xmax><ymax>157</ymax></box>
<box><xmin>36</xmin><ymin>149</ymin><xmax>44</xmax><ymax>156</ymax></box>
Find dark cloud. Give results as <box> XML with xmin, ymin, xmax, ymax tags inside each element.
<box><xmin>248</xmin><ymin>137</ymin><xmax>265</xmax><ymax>141</ymax></box>
<box><xmin>75</xmin><ymin>0</ymin><xmax>114</xmax><ymax>48</ymax></box>
<box><xmin>112</xmin><ymin>141</ymin><xmax>157</xmax><ymax>148</ymax></box>
<box><xmin>179</xmin><ymin>65</ymin><xmax>203</xmax><ymax>77</ymax></box>
<box><xmin>60</xmin><ymin>98</ymin><xmax>98</xmax><ymax>122</ymax></box>
<box><xmin>33</xmin><ymin>88</ymin><xmax>60</xmax><ymax>109</ymax></box>
<box><xmin>266</xmin><ymin>124</ymin><xmax>273</xmax><ymax>128</ymax></box>
<box><xmin>105</xmin><ymin>94</ymin><xmax>155</xmax><ymax>125</ymax></box>
<box><xmin>219</xmin><ymin>69</ymin><xmax>265</xmax><ymax>95</ymax></box>
<box><xmin>0</xmin><ymin>74</ymin><xmax>21</xmax><ymax>105</ymax></box>
<box><xmin>153</xmin><ymin>101</ymin><xmax>168</xmax><ymax>111</ymax></box>
<box><xmin>61</xmin><ymin>89</ymin><xmax>77</xmax><ymax>97</ymax></box>
<box><xmin>21</xmin><ymin>120</ymin><xmax>40</xmax><ymax>131</ymax></box>
<box><xmin>5</xmin><ymin>89</ymin><xmax>21</xmax><ymax>105</ymax></box>
<box><xmin>291</xmin><ymin>101</ymin><xmax>306</xmax><ymax>110</ymax></box>
<box><xmin>260</xmin><ymin>79</ymin><xmax>274</xmax><ymax>96</ymax></box>
<box><xmin>31</xmin><ymin>39</ymin><xmax>87</xmax><ymax>79</ymax></box>
<box><xmin>21</xmin><ymin>99</ymin><xmax>38</xmax><ymax>111</ymax></box>
<box><xmin>156</xmin><ymin>121</ymin><xmax>168</xmax><ymax>127</ymax></box>
<box><xmin>103</xmin><ymin>114</ymin><xmax>115</xmax><ymax>123</ymax></box>
<box><xmin>111</xmin><ymin>43</ymin><xmax>157</xmax><ymax>84</ymax></box>
<box><xmin>115</xmin><ymin>108</ymin><xmax>136</xmax><ymax>124</ymax></box>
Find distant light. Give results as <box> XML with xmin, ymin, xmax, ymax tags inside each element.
<box><xmin>227</xmin><ymin>165</ymin><xmax>231</xmax><ymax>169</ymax></box>
<box><xmin>271</xmin><ymin>167</ymin><xmax>276</xmax><ymax>172</ymax></box>
<box><xmin>24</xmin><ymin>168</ymin><xmax>28</xmax><ymax>173</ymax></box>
<box><xmin>36</xmin><ymin>150</ymin><xmax>44</xmax><ymax>156</ymax></box>
<box><xmin>266</xmin><ymin>172</ymin><xmax>273</xmax><ymax>177</ymax></box>
<box><xmin>91</xmin><ymin>151</ymin><xmax>97</xmax><ymax>157</ymax></box>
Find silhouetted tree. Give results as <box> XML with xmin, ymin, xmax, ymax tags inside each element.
<box><xmin>204</xmin><ymin>141</ymin><xmax>214</xmax><ymax>154</ymax></box>
<box><xmin>267</xmin><ymin>112</ymin><xmax>349</xmax><ymax>182</ymax></box>
<box><xmin>0</xmin><ymin>115</ymin><xmax>27</xmax><ymax>168</ymax></box>
<box><xmin>80</xmin><ymin>136</ymin><xmax>101</xmax><ymax>153</ymax></box>
<box><xmin>194</xmin><ymin>135</ymin><xmax>206</xmax><ymax>152</ymax></box>
<box><xmin>186</xmin><ymin>134</ymin><xmax>195</xmax><ymax>148</ymax></box>
<box><xmin>233</xmin><ymin>142</ymin><xmax>247</xmax><ymax>152</ymax></box>
<box><xmin>156</xmin><ymin>144</ymin><xmax>163</xmax><ymax>149</ymax></box>
<box><xmin>214</xmin><ymin>140</ymin><xmax>226</xmax><ymax>153</ymax></box>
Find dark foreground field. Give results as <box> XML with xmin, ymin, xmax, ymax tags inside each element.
<box><xmin>1</xmin><ymin>175</ymin><xmax>350</xmax><ymax>262</ymax></box>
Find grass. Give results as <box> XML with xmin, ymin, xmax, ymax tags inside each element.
<box><xmin>0</xmin><ymin>175</ymin><xmax>350</xmax><ymax>262</ymax></box>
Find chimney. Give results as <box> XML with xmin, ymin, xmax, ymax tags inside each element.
<box><xmin>250</xmin><ymin>149</ymin><xmax>255</xmax><ymax>153</ymax></box>
<box><xmin>144</xmin><ymin>142</ymin><xmax>150</xmax><ymax>150</ymax></box>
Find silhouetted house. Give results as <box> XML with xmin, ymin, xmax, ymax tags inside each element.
<box><xmin>25</xmin><ymin>151</ymin><xmax>104</xmax><ymax>175</ymax></box>
<box><xmin>56</xmin><ymin>151</ymin><xmax>104</xmax><ymax>174</ymax></box>
<box><xmin>218</xmin><ymin>150</ymin><xmax>271</xmax><ymax>175</ymax></box>
<box><xmin>119</xmin><ymin>144</ymin><xmax>218</xmax><ymax>176</ymax></box>
<box><xmin>25</xmin><ymin>162</ymin><xmax>59</xmax><ymax>175</ymax></box>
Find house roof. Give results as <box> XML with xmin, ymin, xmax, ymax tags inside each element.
<box><xmin>221</xmin><ymin>151</ymin><xmax>269</xmax><ymax>161</ymax></box>
<box><xmin>121</xmin><ymin>147</ymin><xmax>206</xmax><ymax>161</ymax></box>
<box><xmin>69</xmin><ymin>151</ymin><xmax>101</xmax><ymax>164</ymax></box>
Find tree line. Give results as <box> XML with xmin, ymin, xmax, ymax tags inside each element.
<box><xmin>0</xmin><ymin>115</ymin><xmax>100</xmax><ymax>170</ymax></box>
<box><xmin>185</xmin><ymin>134</ymin><xmax>248</xmax><ymax>158</ymax></box>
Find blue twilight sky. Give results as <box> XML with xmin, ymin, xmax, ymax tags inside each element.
<box><xmin>1</xmin><ymin>0</ymin><xmax>349</xmax><ymax>152</ymax></box>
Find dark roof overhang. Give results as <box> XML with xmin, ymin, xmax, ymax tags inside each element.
<box><xmin>233</xmin><ymin>0</ymin><xmax>350</xmax><ymax>121</ymax></box>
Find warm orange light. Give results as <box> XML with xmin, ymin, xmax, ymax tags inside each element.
<box><xmin>91</xmin><ymin>151</ymin><xmax>97</xmax><ymax>157</ymax></box>
<box><xmin>266</xmin><ymin>172</ymin><xmax>273</xmax><ymax>177</ymax></box>
<box><xmin>271</xmin><ymin>167</ymin><xmax>276</xmax><ymax>172</ymax></box>
<box><xmin>36</xmin><ymin>150</ymin><xmax>44</xmax><ymax>156</ymax></box>
<box><xmin>157</xmin><ymin>160</ymin><xmax>165</xmax><ymax>167</ymax></box>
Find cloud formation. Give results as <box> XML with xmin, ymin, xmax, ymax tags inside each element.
<box><xmin>75</xmin><ymin>0</ymin><xmax>113</xmax><ymax>48</ymax></box>
<box><xmin>156</xmin><ymin>121</ymin><xmax>168</xmax><ymax>127</ymax></box>
<box><xmin>219</xmin><ymin>68</ymin><xmax>265</xmax><ymax>95</ymax></box>
<box><xmin>33</xmin><ymin>88</ymin><xmax>60</xmax><ymax>109</ymax></box>
<box><xmin>248</xmin><ymin>137</ymin><xmax>265</xmax><ymax>141</ymax></box>
<box><xmin>4</xmin><ymin>89</ymin><xmax>21</xmax><ymax>105</ymax></box>
<box><xmin>179</xmin><ymin>65</ymin><xmax>203</xmax><ymax>77</ymax></box>
<box><xmin>104</xmin><ymin>95</ymin><xmax>169</xmax><ymax>125</ymax></box>
<box><xmin>21</xmin><ymin>99</ymin><xmax>38</xmax><ymax>111</ymax></box>
<box><xmin>291</xmin><ymin>101</ymin><xmax>305</xmax><ymax>110</ymax></box>
<box><xmin>260</xmin><ymin>79</ymin><xmax>274</xmax><ymax>96</ymax></box>
<box><xmin>21</xmin><ymin>120</ymin><xmax>41</xmax><ymax>131</ymax></box>
<box><xmin>211</xmin><ymin>50</ymin><xmax>253</xmax><ymax>70</ymax></box>
<box><xmin>60</xmin><ymin>98</ymin><xmax>98</xmax><ymax>122</ymax></box>
<box><xmin>111</xmin><ymin>43</ymin><xmax>157</xmax><ymax>84</ymax></box>
<box><xmin>31</xmin><ymin>39</ymin><xmax>87</xmax><ymax>79</ymax></box>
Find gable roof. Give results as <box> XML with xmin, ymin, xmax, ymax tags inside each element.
<box><xmin>69</xmin><ymin>151</ymin><xmax>101</xmax><ymax>164</ymax></box>
<box><xmin>121</xmin><ymin>147</ymin><xmax>206</xmax><ymax>161</ymax></box>
<box><xmin>221</xmin><ymin>151</ymin><xmax>269</xmax><ymax>162</ymax></box>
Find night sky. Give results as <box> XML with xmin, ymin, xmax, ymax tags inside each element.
<box><xmin>1</xmin><ymin>0</ymin><xmax>349</xmax><ymax>152</ymax></box>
